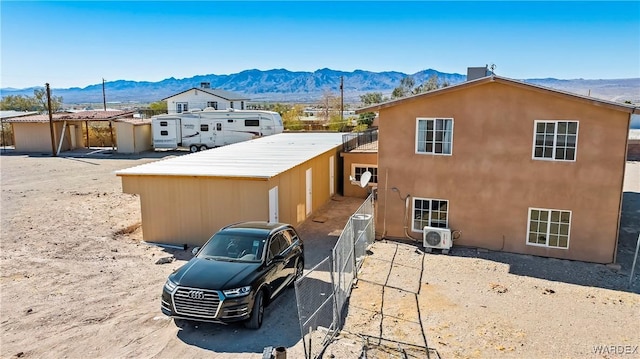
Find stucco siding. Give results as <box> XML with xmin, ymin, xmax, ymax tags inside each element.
<box><xmin>341</xmin><ymin>152</ymin><xmax>378</xmax><ymax>198</ymax></box>
<box><xmin>377</xmin><ymin>81</ymin><xmax>628</xmax><ymax>263</ymax></box>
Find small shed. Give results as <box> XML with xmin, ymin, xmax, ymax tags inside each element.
<box><xmin>114</xmin><ymin>118</ymin><xmax>153</xmax><ymax>154</ymax></box>
<box><xmin>3</xmin><ymin>110</ymin><xmax>134</xmax><ymax>153</ymax></box>
<box><xmin>116</xmin><ymin>132</ymin><xmax>344</xmax><ymax>246</ymax></box>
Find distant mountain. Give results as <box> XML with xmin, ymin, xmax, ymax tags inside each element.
<box><xmin>1</xmin><ymin>68</ymin><xmax>638</xmax><ymax>105</ymax></box>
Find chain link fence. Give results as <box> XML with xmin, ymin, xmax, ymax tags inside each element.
<box><xmin>295</xmin><ymin>193</ymin><xmax>375</xmax><ymax>359</ymax></box>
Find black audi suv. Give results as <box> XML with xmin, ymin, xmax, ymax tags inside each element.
<box><xmin>161</xmin><ymin>222</ymin><xmax>304</xmax><ymax>329</ymax></box>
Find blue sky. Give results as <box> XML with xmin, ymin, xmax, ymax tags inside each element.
<box><xmin>1</xmin><ymin>1</ymin><xmax>639</xmax><ymax>89</ymax></box>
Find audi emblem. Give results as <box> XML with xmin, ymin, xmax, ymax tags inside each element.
<box><xmin>189</xmin><ymin>290</ymin><xmax>205</xmax><ymax>300</ymax></box>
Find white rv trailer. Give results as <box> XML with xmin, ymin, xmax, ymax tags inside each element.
<box><xmin>151</xmin><ymin>108</ymin><xmax>284</xmax><ymax>152</ymax></box>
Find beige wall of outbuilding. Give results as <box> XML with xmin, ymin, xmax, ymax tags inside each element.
<box><xmin>376</xmin><ymin>81</ymin><xmax>629</xmax><ymax>263</ymax></box>
<box><xmin>12</xmin><ymin>121</ymin><xmax>82</xmax><ymax>153</ymax></box>
<box><xmin>119</xmin><ymin>145</ymin><xmax>342</xmax><ymax>246</ymax></box>
<box><xmin>115</xmin><ymin>122</ymin><xmax>152</xmax><ymax>154</ymax></box>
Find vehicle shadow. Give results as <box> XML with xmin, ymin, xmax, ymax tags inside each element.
<box><xmin>173</xmin><ymin>286</ymin><xmax>303</xmax><ymax>354</ymax></box>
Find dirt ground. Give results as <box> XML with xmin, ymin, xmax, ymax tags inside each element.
<box><xmin>324</xmin><ymin>161</ymin><xmax>640</xmax><ymax>359</ymax></box>
<box><xmin>1</xmin><ymin>150</ymin><xmax>639</xmax><ymax>359</ymax></box>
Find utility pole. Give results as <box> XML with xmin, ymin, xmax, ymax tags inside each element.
<box><xmin>46</xmin><ymin>83</ymin><xmax>57</xmax><ymax>156</ymax></box>
<box><xmin>102</xmin><ymin>78</ymin><xmax>107</xmax><ymax>111</ymax></box>
<box><xmin>340</xmin><ymin>76</ymin><xmax>344</xmax><ymax>130</ymax></box>
<box><xmin>104</xmin><ymin>78</ymin><xmax>115</xmax><ymax>151</ymax></box>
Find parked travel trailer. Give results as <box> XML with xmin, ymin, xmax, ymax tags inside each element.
<box><xmin>151</xmin><ymin>108</ymin><xmax>284</xmax><ymax>151</ymax></box>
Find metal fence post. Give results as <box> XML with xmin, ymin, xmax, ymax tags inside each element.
<box><xmin>630</xmin><ymin>233</ymin><xmax>640</xmax><ymax>288</ymax></box>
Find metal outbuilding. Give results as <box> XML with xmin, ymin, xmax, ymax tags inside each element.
<box><xmin>116</xmin><ymin>132</ymin><xmax>344</xmax><ymax>246</ymax></box>
<box><xmin>2</xmin><ymin>110</ymin><xmax>134</xmax><ymax>153</ymax></box>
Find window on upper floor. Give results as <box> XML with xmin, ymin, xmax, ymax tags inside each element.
<box><xmin>533</xmin><ymin>121</ymin><xmax>578</xmax><ymax>161</ymax></box>
<box><xmin>176</xmin><ymin>102</ymin><xmax>188</xmax><ymax>113</ymax></box>
<box><xmin>351</xmin><ymin>165</ymin><xmax>378</xmax><ymax>185</ymax></box>
<box><xmin>416</xmin><ymin>118</ymin><xmax>453</xmax><ymax>155</ymax></box>
<box><xmin>230</xmin><ymin>101</ymin><xmax>234</xmax><ymax>109</ymax></box>
<box><xmin>412</xmin><ymin>198</ymin><xmax>448</xmax><ymax>231</ymax></box>
<box><xmin>526</xmin><ymin>208</ymin><xmax>571</xmax><ymax>249</ymax></box>
<box><xmin>241</xmin><ymin>101</ymin><xmax>245</xmax><ymax>110</ymax></box>
<box><xmin>207</xmin><ymin>101</ymin><xmax>218</xmax><ymax>110</ymax></box>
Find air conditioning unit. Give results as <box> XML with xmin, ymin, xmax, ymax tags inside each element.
<box><xmin>423</xmin><ymin>226</ymin><xmax>452</xmax><ymax>254</ymax></box>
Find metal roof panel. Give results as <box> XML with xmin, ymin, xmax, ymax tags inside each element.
<box><xmin>116</xmin><ymin>132</ymin><xmax>345</xmax><ymax>178</ymax></box>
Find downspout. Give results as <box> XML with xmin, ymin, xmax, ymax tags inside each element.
<box><xmin>402</xmin><ymin>194</ymin><xmax>421</xmax><ymax>242</ymax></box>
<box><xmin>391</xmin><ymin>186</ymin><xmax>421</xmax><ymax>242</ymax></box>
<box><xmin>382</xmin><ymin>169</ymin><xmax>388</xmax><ymax>238</ymax></box>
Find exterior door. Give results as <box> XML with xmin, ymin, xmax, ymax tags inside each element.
<box><xmin>329</xmin><ymin>156</ymin><xmax>335</xmax><ymax>196</ymax></box>
<box><xmin>306</xmin><ymin>168</ymin><xmax>312</xmax><ymax>216</ymax></box>
<box><xmin>269</xmin><ymin>186</ymin><xmax>279</xmax><ymax>223</ymax></box>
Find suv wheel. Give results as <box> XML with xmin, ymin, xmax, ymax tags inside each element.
<box><xmin>245</xmin><ymin>290</ymin><xmax>264</xmax><ymax>329</ymax></box>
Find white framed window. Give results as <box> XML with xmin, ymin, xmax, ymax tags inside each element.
<box><xmin>230</xmin><ymin>101</ymin><xmax>234</xmax><ymax>109</ymax></box>
<box><xmin>526</xmin><ymin>208</ymin><xmax>571</xmax><ymax>249</ymax></box>
<box><xmin>416</xmin><ymin>118</ymin><xmax>453</xmax><ymax>155</ymax></box>
<box><xmin>351</xmin><ymin>164</ymin><xmax>378</xmax><ymax>185</ymax></box>
<box><xmin>241</xmin><ymin>101</ymin><xmax>245</xmax><ymax>110</ymax></box>
<box><xmin>532</xmin><ymin>121</ymin><xmax>578</xmax><ymax>161</ymax></box>
<box><xmin>176</xmin><ymin>102</ymin><xmax>188</xmax><ymax>113</ymax></box>
<box><xmin>412</xmin><ymin>197</ymin><xmax>448</xmax><ymax>231</ymax></box>
<box><xmin>207</xmin><ymin>101</ymin><xmax>218</xmax><ymax>110</ymax></box>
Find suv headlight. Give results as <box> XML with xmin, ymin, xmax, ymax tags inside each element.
<box><xmin>164</xmin><ymin>278</ymin><xmax>177</xmax><ymax>292</ymax></box>
<box><xmin>223</xmin><ymin>286</ymin><xmax>251</xmax><ymax>298</ymax></box>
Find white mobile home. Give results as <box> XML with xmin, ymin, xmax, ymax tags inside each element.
<box><xmin>163</xmin><ymin>83</ymin><xmax>251</xmax><ymax>114</ymax></box>
<box><xmin>152</xmin><ymin>108</ymin><xmax>284</xmax><ymax>152</ymax></box>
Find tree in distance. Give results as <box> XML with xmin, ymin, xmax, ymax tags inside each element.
<box><xmin>1</xmin><ymin>89</ymin><xmax>63</xmax><ymax>113</ymax></box>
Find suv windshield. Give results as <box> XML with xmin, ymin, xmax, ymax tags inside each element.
<box><xmin>198</xmin><ymin>232</ymin><xmax>266</xmax><ymax>262</ymax></box>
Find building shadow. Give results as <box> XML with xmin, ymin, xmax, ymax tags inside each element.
<box><xmin>391</xmin><ymin>191</ymin><xmax>640</xmax><ymax>294</ymax></box>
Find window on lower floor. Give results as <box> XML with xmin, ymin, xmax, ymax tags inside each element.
<box><xmin>416</xmin><ymin>118</ymin><xmax>453</xmax><ymax>155</ymax></box>
<box><xmin>533</xmin><ymin>121</ymin><xmax>578</xmax><ymax>161</ymax></box>
<box><xmin>412</xmin><ymin>198</ymin><xmax>448</xmax><ymax>231</ymax></box>
<box><xmin>527</xmin><ymin>208</ymin><xmax>571</xmax><ymax>249</ymax></box>
<box><xmin>351</xmin><ymin>165</ymin><xmax>378</xmax><ymax>185</ymax></box>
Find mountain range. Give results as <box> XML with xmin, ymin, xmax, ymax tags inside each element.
<box><xmin>1</xmin><ymin>68</ymin><xmax>638</xmax><ymax>105</ymax></box>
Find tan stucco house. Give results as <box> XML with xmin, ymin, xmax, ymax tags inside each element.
<box><xmin>357</xmin><ymin>75</ymin><xmax>639</xmax><ymax>264</ymax></box>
